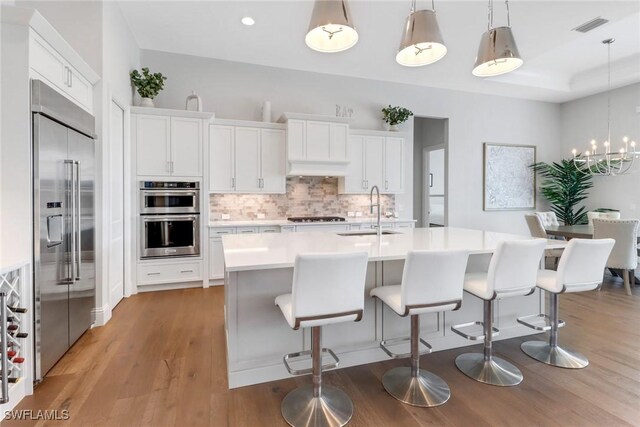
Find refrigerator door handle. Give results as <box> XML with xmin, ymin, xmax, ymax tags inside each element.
<box><xmin>65</xmin><ymin>160</ymin><xmax>77</xmax><ymax>283</ymax></box>
<box><xmin>74</xmin><ymin>160</ymin><xmax>81</xmax><ymax>281</ymax></box>
<box><xmin>0</xmin><ymin>292</ymin><xmax>8</xmax><ymax>404</ymax></box>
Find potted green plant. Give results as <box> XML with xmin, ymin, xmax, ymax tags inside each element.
<box><xmin>381</xmin><ymin>105</ymin><xmax>413</xmax><ymax>131</ymax></box>
<box><xmin>530</xmin><ymin>158</ymin><xmax>593</xmax><ymax>225</ymax></box>
<box><xmin>130</xmin><ymin>67</ymin><xmax>168</xmax><ymax>107</ymax></box>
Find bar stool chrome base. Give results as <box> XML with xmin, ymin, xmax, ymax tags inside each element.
<box><xmin>281</xmin><ymin>384</ymin><xmax>353</xmax><ymax>427</ymax></box>
<box><xmin>381</xmin><ymin>366</ymin><xmax>450</xmax><ymax>407</ymax></box>
<box><xmin>520</xmin><ymin>341</ymin><xmax>588</xmax><ymax>369</ymax></box>
<box><xmin>455</xmin><ymin>353</ymin><xmax>523</xmax><ymax>387</ymax></box>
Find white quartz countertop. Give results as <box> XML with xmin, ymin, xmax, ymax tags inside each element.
<box><xmin>209</xmin><ymin>218</ymin><xmax>416</xmax><ymax>227</ymax></box>
<box><xmin>222</xmin><ymin>227</ymin><xmax>566</xmax><ymax>272</ymax></box>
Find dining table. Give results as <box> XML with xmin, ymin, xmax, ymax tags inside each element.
<box><xmin>545</xmin><ymin>224</ymin><xmax>640</xmax><ymax>284</ymax></box>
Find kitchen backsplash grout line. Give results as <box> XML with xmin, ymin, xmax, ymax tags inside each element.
<box><xmin>210</xmin><ymin>177</ymin><xmax>396</xmax><ymax>220</ymax></box>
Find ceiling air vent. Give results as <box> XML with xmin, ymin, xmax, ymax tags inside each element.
<box><xmin>572</xmin><ymin>17</ymin><xmax>609</xmax><ymax>33</ymax></box>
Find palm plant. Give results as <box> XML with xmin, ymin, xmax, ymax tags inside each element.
<box><xmin>530</xmin><ymin>159</ymin><xmax>593</xmax><ymax>225</ymax></box>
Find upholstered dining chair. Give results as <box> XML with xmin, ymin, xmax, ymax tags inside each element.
<box><xmin>535</xmin><ymin>211</ymin><xmax>560</xmax><ymax>227</ymax></box>
<box><xmin>525</xmin><ymin>214</ymin><xmax>563</xmax><ymax>268</ymax></box>
<box><xmin>588</xmin><ymin>211</ymin><xmax>621</xmax><ymax>226</ymax></box>
<box><xmin>592</xmin><ymin>218</ymin><xmax>639</xmax><ymax>296</ymax></box>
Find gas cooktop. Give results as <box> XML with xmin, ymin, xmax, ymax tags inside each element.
<box><xmin>287</xmin><ymin>216</ymin><xmax>346</xmax><ymax>223</ymax></box>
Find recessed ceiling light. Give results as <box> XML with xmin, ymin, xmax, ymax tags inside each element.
<box><xmin>241</xmin><ymin>17</ymin><xmax>255</xmax><ymax>26</ymax></box>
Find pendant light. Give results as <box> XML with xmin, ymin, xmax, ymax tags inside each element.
<box><xmin>396</xmin><ymin>0</ymin><xmax>447</xmax><ymax>67</ymax></box>
<box><xmin>472</xmin><ymin>0</ymin><xmax>523</xmax><ymax>77</ymax></box>
<box><xmin>305</xmin><ymin>0</ymin><xmax>358</xmax><ymax>53</ymax></box>
<box><xmin>572</xmin><ymin>39</ymin><xmax>638</xmax><ymax>176</ymax></box>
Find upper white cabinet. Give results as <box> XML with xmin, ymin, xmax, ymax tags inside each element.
<box><xmin>209</xmin><ymin>121</ymin><xmax>286</xmax><ymax>194</ymax></box>
<box><xmin>339</xmin><ymin>131</ymin><xmax>405</xmax><ymax>194</ymax></box>
<box><xmin>29</xmin><ymin>31</ymin><xmax>94</xmax><ymax>112</ymax></box>
<box><xmin>133</xmin><ymin>108</ymin><xmax>209</xmax><ymax>177</ymax></box>
<box><xmin>279</xmin><ymin>113</ymin><xmax>350</xmax><ymax>176</ymax></box>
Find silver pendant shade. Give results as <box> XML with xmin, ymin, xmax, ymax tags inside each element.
<box><xmin>396</xmin><ymin>6</ymin><xmax>447</xmax><ymax>67</ymax></box>
<box><xmin>305</xmin><ymin>0</ymin><xmax>359</xmax><ymax>53</ymax></box>
<box><xmin>472</xmin><ymin>0</ymin><xmax>523</xmax><ymax>77</ymax></box>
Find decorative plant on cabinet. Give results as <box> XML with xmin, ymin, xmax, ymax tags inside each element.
<box><xmin>381</xmin><ymin>105</ymin><xmax>413</xmax><ymax>131</ymax></box>
<box><xmin>531</xmin><ymin>158</ymin><xmax>593</xmax><ymax>225</ymax></box>
<box><xmin>130</xmin><ymin>67</ymin><xmax>167</xmax><ymax>107</ymax></box>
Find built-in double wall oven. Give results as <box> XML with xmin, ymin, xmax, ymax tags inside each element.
<box><xmin>140</xmin><ymin>181</ymin><xmax>200</xmax><ymax>259</ymax></box>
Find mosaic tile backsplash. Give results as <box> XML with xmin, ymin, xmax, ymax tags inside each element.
<box><xmin>210</xmin><ymin>177</ymin><xmax>396</xmax><ymax>220</ymax></box>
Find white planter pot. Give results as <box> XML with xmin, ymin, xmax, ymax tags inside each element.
<box><xmin>139</xmin><ymin>97</ymin><xmax>155</xmax><ymax>107</ymax></box>
<box><xmin>389</xmin><ymin>124</ymin><xmax>399</xmax><ymax>131</ymax></box>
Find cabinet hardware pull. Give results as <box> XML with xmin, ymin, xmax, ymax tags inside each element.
<box><xmin>147</xmin><ymin>272</ymin><xmax>161</xmax><ymax>276</ymax></box>
<box><xmin>385</xmin><ymin>180</ymin><xmax>389</xmax><ymax>190</ymax></box>
<box><xmin>68</xmin><ymin>68</ymin><xmax>73</xmax><ymax>87</ymax></box>
<box><xmin>231</xmin><ymin>177</ymin><xmax>235</xmax><ymax>188</ymax></box>
<box><xmin>180</xmin><ymin>270</ymin><xmax>193</xmax><ymax>273</ymax></box>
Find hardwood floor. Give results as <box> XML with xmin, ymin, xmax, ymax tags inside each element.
<box><xmin>7</xmin><ymin>275</ymin><xmax>640</xmax><ymax>427</ymax></box>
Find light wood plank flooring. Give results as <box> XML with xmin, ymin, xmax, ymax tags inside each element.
<box><xmin>7</xmin><ymin>274</ymin><xmax>640</xmax><ymax>426</ymax></box>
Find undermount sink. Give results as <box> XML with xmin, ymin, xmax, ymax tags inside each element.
<box><xmin>336</xmin><ymin>230</ymin><xmax>399</xmax><ymax>236</ymax></box>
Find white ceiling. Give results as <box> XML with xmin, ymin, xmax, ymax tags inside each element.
<box><xmin>117</xmin><ymin>0</ymin><xmax>640</xmax><ymax>103</ymax></box>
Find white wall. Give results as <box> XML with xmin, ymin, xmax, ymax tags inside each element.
<box><xmin>15</xmin><ymin>0</ymin><xmax>103</xmax><ymax>73</ymax></box>
<box><xmin>141</xmin><ymin>49</ymin><xmax>561</xmax><ymax>234</ymax></box>
<box><xmin>560</xmin><ymin>82</ymin><xmax>640</xmax><ymax>218</ymax></box>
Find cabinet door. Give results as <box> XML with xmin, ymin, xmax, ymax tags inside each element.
<box><xmin>306</xmin><ymin>121</ymin><xmax>331</xmax><ymax>160</ymax></box>
<box><xmin>287</xmin><ymin>119</ymin><xmax>306</xmax><ymax>160</ymax></box>
<box><xmin>209</xmin><ymin>238</ymin><xmax>225</xmax><ymax>279</ymax></box>
<box><xmin>29</xmin><ymin>33</ymin><xmax>66</xmax><ymax>93</ymax></box>
<box><xmin>342</xmin><ymin>135</ymin><xmax>366</xmax><ymax>193</ymax></box>
<box><xmin>330</xmin><ymin>123</ymin><xmax>348</xmax><ymax>161</ymax></box>
<box><xmin>136</xmin><ymin>115</ymin><xmax>171</xmax><ymax>176</ymax></box>
<box><xmin>171</xmin><ymin>117</ymin><xmax>202</xmax><ymax>176</ymax></box>
<box><xmin>234</xmin><ymin>127</ymin><xmax>261</xmax><ymax>192</ymax></box>
<box><xmin>260</xmin><ymin>129</ymin><xmax>286</xmax><ymax>193</ymax></box>
<box><xmin>364</xmin><ymin>136</ymin><xmax>385</xmax><ymax>190</ymax></box>
<box><xmin>66</xmin><ymin>65</ymin><xmax>93</xmax><ymax>112</ymax></box>
<box><xmin>384</xmin><ymin>137</ymin><xmax>404</xmax><ymax>193</ymax></box>
<box><xmin>209</xmin><ymin>125</ymin><xmax>235</xmax><ymax>192</ymax></box>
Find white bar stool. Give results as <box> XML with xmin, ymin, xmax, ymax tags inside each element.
<box><xmin>275</xmin><ymin>252</ymin><xmax>369</xmax><ymax>427</ymax></box>
<box><xmin>370</xmin><ymin>250</ymin><xmax>469</xmax><ymax>407</ymax></box>
<box><xmin>451</xmin><ymin>240</ymin><xmax>546</xmax><ymax>386</ymax></box>
<box><xmin>518</xmin><ymin>238</ymin><xmax>614</xmax><ymax>368</ymax></box>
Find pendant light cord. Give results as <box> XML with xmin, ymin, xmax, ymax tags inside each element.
<box><xmin>488</xmin><ymin>0</ymin><xmax>512</xmax><ymax>30</ymax></box>
<box><xmin>505</xmin><ymin>0</ymin><xmax>511</xmax><ymax>27</ymax></box>
<box><xmin>411</xmin><ymin>0</ymin><xmax>437</xmax><ymax>13</ymax></box>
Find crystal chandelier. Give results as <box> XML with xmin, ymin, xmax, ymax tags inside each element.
<box><xmin>572</xmin><ymin>39</ymin><xmax>638</xmax><ymax>176</ymax></box>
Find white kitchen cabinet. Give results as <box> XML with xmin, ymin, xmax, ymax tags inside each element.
<box><xmin>134</xmin><ymin>112</ymin><xmax>205</xmax><ymax>177</ymax></box>
<box><xmin>209</xmin><ymin>238</ymin><xmax>225</xmax><ymax>280</ymax></box>
<box><xmin>138</xmin><ymin>261</ymin><xmax>202</xmax><ymax>286</ymax></box>
<box><xmin>209</xmin><ymin>123</ymin><xmax>285</xmax><ymax>194</ymax></box>
<box><xmin>209</xmin><ymin>125</ymin><xmax>235</xmax><ymax>192</ymax></box>
<box><xmin>279</xmin><ymin>113</ymin><xmax>350</xmax><ymax>176</ymax></box>
<box><xmin>339</xmin><ymin>132</ymin><xmax>404</xmax><ymax>194</ymax></box>
<box><xmin>364</xmin><ymin>136</ymin><xmax>385</xmax><ymax>191</ymax></box>
<box><xmin>235</xmin><ymin>127</ymin><xmax>261</xmax><ymax>192</ymax></box>
<box><xmin>170</xmin><ymin>117</ymin><xmax>202</xmax><ymax>176</ymax></box>
<box><xmin>29</xmin><ymin>31</ymin><xmax>93</xmax><ymax>112</ymax></box>
<box><xmin>136</xmin><ymin>115</ymin><xmax>171</xmax><ymax>176</ymax></box>
<box><xmin>384</xmin><ymin>137</ymin><xmax>404</xmax><ymax>193</ymax></box>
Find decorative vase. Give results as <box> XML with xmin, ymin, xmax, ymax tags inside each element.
<box><xmin>139</xmin><ymin>97</ymin><xmax>154</xmax><ymax>108</ymax></box>
<box><xmin>261</xmin><ymin>101</ymin><xmax>272</xmax><ymax>122</ymax></box>
<box><xmin>389</xmin><ymin>124</ymin><xmax>399</xmax><ymax>131</ymax></box>
<box><xmin>185</xmin><ymin>91</ymin><xmax>203</xmax><ymax>112</ymax></box>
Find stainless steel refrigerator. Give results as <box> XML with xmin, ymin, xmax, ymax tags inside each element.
<box><xmin>32</xmin><ymin>80</ymin><xmax>96</xmax><ymax>381</ymax></box>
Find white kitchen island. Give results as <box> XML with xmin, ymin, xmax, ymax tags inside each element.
<box><xmin>222</xmin><ymin>227</ymin><xmax>566</xmax><ymax>388</ymax></box>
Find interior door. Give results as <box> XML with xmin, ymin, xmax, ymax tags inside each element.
<box><xmin>427</xmin><ymin>148</ymin><xmax>446</xmax><ymax>227</ymax></box>
<box><xmin>109</xmin><ymin>101</ymin><xmax>125</xmax><ymax>309</ymax></box>
<box><xmin>33</xmin><ymin>114</ymin><xmax>70</xmax><ymax>378</ymax></box>
<box><xmin>67</xmin><ymin>128</ymin><xmax>95</xmax><ymax>346</ymax></box>
<box><xmin>234</xmin><ymin>127</ymin><xmax>261</xmax><ymax>192</ymax></box>
<box><xmin>260</xmin><ymin>129</ymin><xmax>285</xmax><ymax>193</ymax></box>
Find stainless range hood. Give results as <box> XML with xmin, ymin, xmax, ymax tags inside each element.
<box><xmin>279</xmin><ymin>112</ymin><xmax>351</xmax><ymax>177</ymax></box>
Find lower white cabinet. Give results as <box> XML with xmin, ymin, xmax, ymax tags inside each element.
<box><xmin>209</xmin><ymin>238</ymin><xmax>225</xmax><ymax>280</ymax></box>
<box><xmin>138</xmin><ymin>261</ymin><xmax>202</xmax><ymax>286</ymax></box>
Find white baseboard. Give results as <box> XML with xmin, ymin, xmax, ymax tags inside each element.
<box><xmin>92</xmin><ymin>303</ymin><xmax>112</xmax><ymax>327</ymax></box>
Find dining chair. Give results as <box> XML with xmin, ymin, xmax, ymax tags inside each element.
<box><xmin>535</xmin><ymin>212</ymin><xmax>560</xmax><ymax>227</ymax></box>
<box><xmin>587</xmin><ymin>211</ymin><xmax>621</xmax><ymax>226</ymax></box>
<box><xmin>524</xmin><ymin>214</ymin><xmax>563</xmax><ymax>268</ymax></box>
<box><xmin>592</xmin><ymin>219</ymin><xmax>639</xmax><ymax>296</ymax></box>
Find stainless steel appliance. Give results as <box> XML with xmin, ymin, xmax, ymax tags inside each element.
<box><xmin>32</xmin><ymin>80</ymin><xmax>96</xmax><ymax>381</ymax></box>
<box><xmin>287</xmin><ymin>216</ymin><xmax>346</xmax><ymax>223</ymax></box>
<box><xmin>139</xmin><ymin>181</ymin><xmax>201</xmax><ymax>259</ymax></box>
<box><xmin>140</xmin><ymin>181</ymin><xmax>200</xmax><ymax>214</ymax></box>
